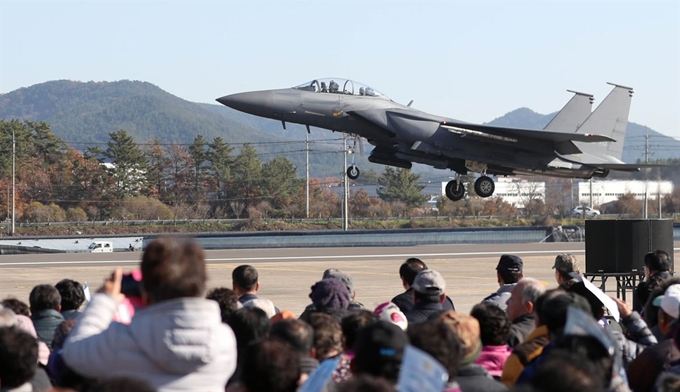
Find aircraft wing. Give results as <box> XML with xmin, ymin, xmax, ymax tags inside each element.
<box><xmin>582</xmin><ymin>163</ymin><xmax>667</xmax><ymax>172</ymax></box>
<box><xmin>440</xmin><ymin>120</ymin><xmax>615</xmax><ymax>144</ymax></box>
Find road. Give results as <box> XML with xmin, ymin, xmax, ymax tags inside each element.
<box><xmin>1</xmin><ymin>242</ymin><xmax>678</xmax><ymax>315</ymax></box>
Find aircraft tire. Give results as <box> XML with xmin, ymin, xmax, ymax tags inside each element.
<box><xmin>445</xmin><ymin>180</ymin><xmax>465</xmax><ymax>201</ymax></box>
<box><xmin>474</xmin><ymin>176</ymin><xmax>495</xmax><ymax>198</ymax></box>
<box><xmin>347</xmin><ymin>165</ymin><xmax>360</xmax><ymax>180</ymax></box>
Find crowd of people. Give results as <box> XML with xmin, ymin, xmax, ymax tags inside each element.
<box><xmin>0</xmin><ymin>237</ymin><xmax>676</xmax><ymax>392</ymax></box>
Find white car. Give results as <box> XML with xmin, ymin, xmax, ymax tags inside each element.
<box><xmin>571</xmin><ymin>206</ymin><xmax>601</xmax><ymax>217</ymax></box>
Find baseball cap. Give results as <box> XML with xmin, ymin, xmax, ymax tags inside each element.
<box><xmin>653</xmin><ymin>284</ymin><xmax>680</xmax><ymax>319</ymax></box>
<box><xmin>412</xmin><ymin>270</ymin><xmax>446</xmax><ymax>295</ymax></box>
<box><xmin>374</xmin><ymin>302</ymin><xmax>408</xmax><ymax>330</ymax></box>
<box><xmin>323</xmin><ymin>268</ymin><xmax>354</xmax><ymax>294</ymax></box>
<box><xmin>496</xmin><ymin>255</ymin><xmax>523</xmax><ymax>273</ymax></box>
<box><xmin>352</xmin><ymin>320</ymin><xmax>409</xmax><ymax>382</ymax></box>
<box><xmin>553</xmin><ymin>254</ymin><xmax>580</xmax><ymax>273</ymax></box>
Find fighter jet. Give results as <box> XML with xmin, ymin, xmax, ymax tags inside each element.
<box><xmin>217</xmin><ymin>78</ymin><xmax>658</xmax><ymax>201</ymax></box>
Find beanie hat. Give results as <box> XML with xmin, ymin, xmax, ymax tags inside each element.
<box><xmin>309</xmin><ymin>278</ymin><xmax>351</xmax><ymax>310</ymax></box>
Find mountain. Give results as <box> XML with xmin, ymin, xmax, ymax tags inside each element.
<box><xmin>1</xmin><ymin>80</ymin><xmax>677</xmax><ymax>182</ymax></box>
<box><xmin>0</xmin><ymin>80</ymin><xmax>351</xmax><ymax>177</ymax></box>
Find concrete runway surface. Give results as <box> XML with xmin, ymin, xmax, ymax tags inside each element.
<box><xmin>1</xmin><ymin>242</ymin><xmax>678</xmax><ymax>315</ymax></box>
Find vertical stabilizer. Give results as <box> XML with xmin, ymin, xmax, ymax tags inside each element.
<box><xmin>574</xmin><ymin>83</ymin><xmax>633</xmax><ymax>161</ymax></box>
<box><xmin>543</xmin><ymin>90</ymin><xmax>593</xmax><ymax>132</ymax></box>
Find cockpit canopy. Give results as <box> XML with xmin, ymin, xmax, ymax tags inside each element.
<box><xmin>294</xmin><ymin>78</ymin><xmax>388</xmax><ymax>99</ymax></box>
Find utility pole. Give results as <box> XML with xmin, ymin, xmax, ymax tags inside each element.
<box><xmin>6</xmin><ymin>184</ymin><xmax>9</xmax><ymax>235</ymax></box>
<box><xmin>657</xmin><ymin>167</ymin><xmax>662</xmax><ymax>219</ymax></box>
<box><xmin>305</xmin><ymin>132</ymin><xmax>309</xmax><ymax>218</ymax></box>
<box><xmin>342</xmin><ymin>135</ymin><xmax>348</xmax><ymax>231</ymax></box>
<box><xmin>643</xmin><ymin>133</ymin><xmax>649</xmax><ymax>219</ymax></box>
<box><xmin>11</xmin><ymin>129</ymin><xmax>15</xmax><ymax>235</ymax></box>
<box><xmin>589</xmin><ymin>178</ymin><xmax>593</xmax><ymax>209</ymax></box>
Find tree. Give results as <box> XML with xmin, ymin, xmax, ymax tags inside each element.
<box><xmin>188</xmin><ymin>135</ymin><xmax>210</xmax><ymax>196</ymax></box>
<box><xmin>376</xmin><ymin>167</ymin><xmax>427</xmax><ymax>208</ymax></box>
<box><xmin>103</xmin><ymin>130</ymin><xmax>148</xmax><ymax>199</ymax></box>
<box><xmin>145</xmin><ymin>139</ymin><xmax>168</xmax><ymax>200</ymax></box>
<box><xmin>227</xmin><ymin>143</ymin><xmax>263</xmax><ymax>217</ymax></box>
<box><xmin>207</xmin><ymin>137</ymin><xmax>234</xmax><ymax>192</ymax></box>
<box><xmin>260</xmin><ymin>157</ymin><xmax>303</xmax><ymax>214</ymax></box>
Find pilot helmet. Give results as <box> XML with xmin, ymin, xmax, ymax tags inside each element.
<box><xmin>359</xmin><ymin>87</ymin><xmax>365</xmax><ymax>95</ymax></box>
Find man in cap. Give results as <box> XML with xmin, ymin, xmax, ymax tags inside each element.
<box><xmin>483</xmin><ymin>255</ymin><xmax>524</xmax><ymax>311</ymax></box>
<box><xmin>391</xmin><ymin>258</ymin><xmax>455</xmax><ymax>313</ymax></box>
<box><xmin>404</xmin><ymin>270</ymin><xmax>448</xmax><ymax>324</ymax></box>
<box><xmin>628</xmin><ymin>283</ymin><xmax>680</xmax><ymax>392</ymax></box>
<box><xmin>552</xmin><ymin>254</ymin><xmax>580</xmax><ymax>285</ymax></box>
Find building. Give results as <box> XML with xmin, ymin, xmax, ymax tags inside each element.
<box><xmin>576</xmin><ymin>180</ymin><xmax>673</xmax><ymax>206</ymax></box>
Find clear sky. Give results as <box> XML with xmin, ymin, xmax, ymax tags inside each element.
<box><xmin>1</xmin><ymin>0</ymin><xmax>679</xmax><ymax>138</ymax></box>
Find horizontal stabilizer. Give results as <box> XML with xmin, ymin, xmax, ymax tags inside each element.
<box><xmin>584</xmin><ymin>163</ymin><xmax>667</xmax><ymax>172</ymax></box>
<box><xmin>441</xmin><ymin>121</ymin><xmax>614</xmax><ymax>144</ymax></box>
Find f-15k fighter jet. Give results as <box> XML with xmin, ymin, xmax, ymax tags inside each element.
<box><xmin>217</xmin><ymin>78</ymin><xmax>657</xmax><ymax>201</ymax></box>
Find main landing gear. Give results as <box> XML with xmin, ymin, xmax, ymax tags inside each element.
<box><xmin>444</xmin><ymin>175</ymin><xmax>496</xmax><ymax>201</ymax></box>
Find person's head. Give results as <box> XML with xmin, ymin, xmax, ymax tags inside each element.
<box><xmin>373</xmin><ymin>302</ymin><xmax>408</xmax><ymax>331</ymax></box>
<box><xmin>309</xmin><ymin>278</ymin><xmax>351</xmax><ymax>311</ymax></box>
<box><xmin>227</xmin><ymin>307</ymin><xmax>270</xmax><ymax>349</ymax></box>
<box><xmin>241</xmin><ymin>340</ymin><xmax>301</xmax><ymax>392</ymax></box>
<box><xmin>29</xmin><ymin>284</ymin><xmax>61</xmax><ymax>313</ymax></box>
<box><xmin>141</xmin><ymin>237</ymin><xmax>207</xmax><ymax>304</ymax></box>
<box><xmin>496</xmin><ymin>255</ymin><xmax>524</xmax><ymax>286</ymax></box>
<box><xmin>645</xmin><ymin>250</ymin><xmax>671</xmax><ymax>273</ymax></box>
<box><xmin>351</xmin><ymin>320</ymin><xmax>409</xmax><ymax>384</ymax></box>
<box><xmin>654</xmin><ymin>283</ymin><xmax>680</xmax><ymax>335</ymax></box>
<box><xmin>0</xmin><ymin>305</ymin><xmax>17</xmax><ymax>327</ymax></box>
<box><xmin>530</xmin><ymin>350</ymin><xmax>605</xmax><ymax>392</ymax></box>
<box><xmin>399</xmin><ymin>258</ymin><xmax>428</xmax><ymax>289</ymax></box>
<box><xmin>556</xmin><ymin>334</ymin><xmax>615</xmax><ymax>388</ymax></box>
<box><xmin>506</xmin><ymin>277</ymin><xmax>546</xmax><ymax>322</ymax></box>
<box><xmin>307</xmin><ymin>312</ymin><xmax>343</xmax><ymax>361</ymax></box>
<box><xmin>341</xmin><ymin>309</ymin><xmax>378</xmax><ymax>351</ymax></box>
<box><xmin>52</xmin><ymin>319</ymin><xmax>77</xmax><ymax>351</ymax></box>
<box><xmin>323</xmin><ymin>268</ymin><xmax>356</xmax><ymax>300</ymax></box>
<box><xmin>644</xmin><ymin>277</ymin><xmax>680</xmax><ymax>328</ymax></box>
<box><xmin>206</xmin><ymin>287</ymin><xmax>240</xmax><ymax>323</ymax></box>
<box><xmin>564</xmin><ymin>280</ymin><xmax>606</xmax><ymax>321</ymax></box>
<box><xmin>534</xmin><ymin>288</ymin><xmax>565</xmax><ymax>327</ymax></box>
<box><xmin>439</xmin><ymin>311</ymin><xmax>482</xmax><ymax>365</ymax></box>
<box><xmin>55</xmin><ymin>279</ymin><xmax>86</xmax><ymax>312</ymax></box>
<box><xmin>0</xmin><ymin>327</ymin><xmax>38</xmax><ymax>389</ymax></box>
<box><xmin>470</xmin><ymin>302</ymin><xmax>511</xmax><ymax>346</ymax></box>
<box><xmin>553</xmin><ymin>254</ymin><xmax>581</xmax><ymax>284</ymax></box>
<box><xmin>1</xmin><ymin>298</ymin><xmax>30</xmax><ymax>316</ymax></box>
<box><xmin>270</xmin><ymin>318</ymin><xmax>314</xmax><ymax>358</ymax></box>
<box><xmin>243</xmin><ymin>298</ymin><xmax>277</xmax><ymax>318</ymax></box>
<box><xmin>407</xmin><ymin>319</ymin><xmax>463</xmax><ymax>382</ymax></box>
<box><xmin>232</xmin><ymin>264</ymin><xmax>259</xmax><ymax>295</ymax></box>
<box><xmin>539</xmin><ymin>292</ymin><xmax>592</xmax><ymax>338</ymax></box>
<box><xmin>411</xmin><ymin>270</ymin><xmax>446</xmax><ymax>305</ymax></box>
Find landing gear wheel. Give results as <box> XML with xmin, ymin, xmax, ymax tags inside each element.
<box><xmin>445</xmin><ymin>180</ymin><xmax>466</xmax><ymax>201</ymax></box>
<box><xmin>347</xmin><ymin>165</ymin><xmax>360</xmax><ymax>180</ymax></box>
<box><xmin>474</xmin><ymin>176</ymin><xmax>495</xmax><ymax>198</ymax></box>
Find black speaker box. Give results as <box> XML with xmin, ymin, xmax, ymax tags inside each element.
<box><xmin>585</xmin><ymin>219</ymin><xmax>674</xmax><ymax>274</ymax></box>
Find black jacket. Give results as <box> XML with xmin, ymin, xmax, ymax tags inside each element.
<box><xmin>634</xmin><ymin>271</ymin><xmax>672</xmax><ymax>311</ymax></box>
<box><xmin>31</xmin><ymin>309</ymin><xmax>65</xmax><ymax>351</ymax></box>
<box><xmin>405</xmin><ymin>302</ymin><xmax>443</xmax><ymax>324</ymax></box>
<box><xmin>392</xmin><ymin>288</ymin><xmax>455</xmax><ymax>313</ymax></box>
<box><xmin>507</xmin><ymin>313</ymin><xmax>537</xmax><ymax>348</ymax></box>
<box><xmin>457</xmin><ymin>363</ymin><xmax>508</xmax><ymax>392</ymax></box>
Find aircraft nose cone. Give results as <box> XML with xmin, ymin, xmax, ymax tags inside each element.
<box><xmin>216</xmin><ymin>91</ymin><xmax>274</xmax><ymax>117</ymax></box>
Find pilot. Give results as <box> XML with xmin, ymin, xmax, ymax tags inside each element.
<box><xmin>320</xmin><ymin>82</ymin><xmax>327</xmax><ymax>93</ymax></box>
<box><xmin>329</xmin><ymin>80</ymin><xmax>339</xmax><ymax>93</ymax></box>
<box><xmin>359</xmin><ymin>87</ymin><xmax>365</xmax><ymax>95</ymax></box>
<box><xmin>365</xmin><ymin>87</ymin><xmax>375</xmax><ymax>96</ymax></box>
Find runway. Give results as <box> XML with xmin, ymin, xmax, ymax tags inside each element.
<box><xmin>1</xmin><ymin>242</ymin><xmax>678</xmax><ymax>315</ymax></box>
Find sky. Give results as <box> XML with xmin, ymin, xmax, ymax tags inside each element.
<box><xmin>1</xmin><ymin>0</ymin><xmax>679</xmax><ymax>138</ymax></box>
